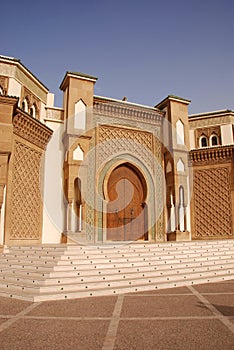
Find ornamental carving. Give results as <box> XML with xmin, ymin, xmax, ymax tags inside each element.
<box><xmin>13</xmin><ymin>112</ymin><xmax>52</xmax><ymax>150</ymax></box>
<box><xmin>190</xmin><ymin>146</ymin><xmax>233</xmax><ymax>166</ymax></box>
<box><xmin>97</xmin><ymin>125</ymin><xmax>154</xmax><ymax>169</ymax></box>
<box><xmin>0</xmin><ymin>75</ymin><xmax>8</xmax><ymax>95</ymax></box>
<box><xmin>193</xmin><ymin>167</ymin><xmax>232</xmax><ymax>238</ymax></box>
<box><xmin>22</xmin><ymin>86</ymin><xmax>40</xmax><ymax>118</ymax></box>
<box><xmin>10</xmin><ymin>141</ymin><xmax>42</xmax><ymax>240</ymax></box>
<box><xmin>189</xmin><ymin>115</ymin><xmax>234</xmax><ymax>128</ymax></box>
<box><xmin>93</xmin><ymin>100</ymin><xmax>163</xmax><ymax>125</ymax></box>
<box><xmin>195</xmin><ymin>126</ymin><xmax>221</xmax><ymax>148</ymax></box>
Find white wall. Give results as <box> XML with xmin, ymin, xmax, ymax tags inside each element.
<box><xmin>74</xmin><ymin>100</ymin><xmax>86</xmax><ymax>130</ymax></box>
<box><xmin>189</xmin><ymin>130</ymin><xmax>195</xmax><ymax>149</ymax></box>
<box><xmin>221</xmin><ymin>124</ymin><xmax>234</xmax><ymax>145</ymax></box>
<box><xmin>42</xmin><ymin>120</ymin><xmax>64</xmax><ymax>243</ymax></box>
<box><xmin>0</xmin><ymin>186</ymin><xmax>6</xmax><ymax>245</ymax></box>
<box><xmin>47</xmin><ymin>93</ymin><xmax>55</xmax><ymax>107</ymax></box>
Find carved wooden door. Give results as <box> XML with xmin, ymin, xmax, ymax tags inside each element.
<box><xmin>107</xmin><ymin>164</ymin><xmax>146</xmax><ymax>240</ymax></box>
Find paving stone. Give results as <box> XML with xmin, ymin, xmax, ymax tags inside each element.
<box><xmin>114</xmin><ymin>320</ymin><xmax>234</xmax><ymax>350</ymax></box>
<box><xmin>203</xmin><ymin>294</ymin><xmax>234</xmax><ymax>316</ymax></box>
<box><xmin>28</xmin><ymin>295</ymin><xmax>117</xmax><ymax>317</ymax></box>
<box><xmin>194</xmin><ymin>282</ymin><xmax>234</xmax><ymax>294</ymax></box>
<box><xmin>0</xmin><ymin>319</ymin><xmax>109</xmax><ymax>350</ymax></box>
<box><xmin>0</xmin><ymin>297</ymin><xmax>32</xmax><ymax>316</ymax></box>
<box><xmin>121</xmin><ymin>295</ymin><xmax>213</xmax><ymax>317</ymax></box>
<box><xmin>0</xmin><ymin>318</ymin><xmax>8</xmax><ymax>325</ymax></box>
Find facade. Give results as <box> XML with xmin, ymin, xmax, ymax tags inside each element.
<box><xmin>0</xmin><ymin>55</ymin><xmax>233</xmax><ymax>246</ymax></box>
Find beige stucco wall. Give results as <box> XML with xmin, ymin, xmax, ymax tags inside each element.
<box><xmin>8</xmin><ymin>78</ymin><xmax>21</xmax><ymax>99</ymax></box>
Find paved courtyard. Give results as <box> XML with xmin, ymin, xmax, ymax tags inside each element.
<box><xmin>0</xmin><ymin>280</ymin><xmax>234</xmax><ymax>349</ymax></box>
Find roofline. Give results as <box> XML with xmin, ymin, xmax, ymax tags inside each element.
<box><xmin>189</xmin><ymin>109</ymin><xmax>234</xmax><ymax>118</ymax></box>
<box><xmin>60</xmin><ymin>71</ymin><xmax>98</xmax><ymax>90</ymax></box>
<box><xmin>0</xmin><ymin>55</ymin><xmax>49</xmax><ymax>92</ymax></box>
<box><xmin>155</xmin><ymin>95</ymin><xmax>191</xmax><ymax>108</ymax></box>
<box><xmin>94</xmin><ymin>95</ymin><xmax>162</xmax><ymax>112</ymax></box>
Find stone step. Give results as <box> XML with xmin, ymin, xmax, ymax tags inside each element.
<box><xmin>0</xmin><ymin>254</ymin><xmax>233</xmax><ymax>274</ymax></box>
<box><xmin>4</xmin><ymin>241</ymin><xmax>234</xmax><ymax>257</ymax></box>
<box><xmin>0</xmin><ymin>272</ymin><xmax>233</xmax><ymax>302</ymax></box>
<box><xmin>0</xmin><ymin>258</ymin><xmax>231</xmax><ymax>280</ymax></box>
<box><xmin>1</xmin><ymin>240</ymin><xmax>234</xmax><ymax>302</ymax></box>
<box><xmin>1</xmin><ymin>266</ymin><xmax>234</xmax><ymax>293</ymax></box>
<box><xmin>0</xmin><ymin>262</ymin><xmax>233</xmax><ymax>286</ymax></box>
<box><xmin>1</xmin><ymin>249</ymin><xmax>233</xmax><ymax>268</ymax></box>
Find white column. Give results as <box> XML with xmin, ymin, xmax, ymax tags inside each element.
<box><xmin>170</xmin><ymin>195</ymin><xmax>176</xmax><ymax>232</ymax></box>
<box><xmin>179</xmin><ymin>205</ymin><xmax>185</xmax><ymax>231</ymax></box>
<box><xmin>78</xmin><ymin>205</ymin><xmax>82</xmax><ymax>231</ymax></box>
<box><xmin>71</xmin><ymin>201</ymin><xmax>76</xmax><ymax>232</ymax></box>
<box><xmin>0</xmin><ymin>186</ymin><xmax>6</xmax><ymax>245</ymax></box>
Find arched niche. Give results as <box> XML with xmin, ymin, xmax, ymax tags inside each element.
<box><xmin>74</xmin><ymin>99</ymin><xmax>86</xmax><ymax>130</ymax></box>
<box><xmin>73</xmin><ymin>144</ymin><xmax>84</xmax><ymax>161</ymax></box>
<box><xmin>176</xmin><ymin>119</ymin><xmax>185</xmax><ymax>145</ymax></box>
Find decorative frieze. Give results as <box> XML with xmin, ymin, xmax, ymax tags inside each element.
<box><xmin>190</xmin><ymin>145</ymin><xmax>233</xmax><ymax>165</ymax></box>
<box><xmin>93</xmin><ymin>101</ymin><xmax>163</xmax><ymax>125</ymax></box>
<box><xmin>45</xmin><ymin>107</ymin><xmax>64</xmax><ymax>121</ymax></box>
<box><xmin>13</xmin><ymin>112</ymin><xmax>52</xmax><ymax>150</ymax></box>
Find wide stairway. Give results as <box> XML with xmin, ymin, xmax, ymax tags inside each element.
<box><xmin>0</xmin><ymin>240</ymin><xmax>234</xmax><ymax>302</ymax></box>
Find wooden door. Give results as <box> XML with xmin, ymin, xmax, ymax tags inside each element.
<box><xmin>107</xmin><ymin>164</ymin><xmax>146</xmax><ymax>241</ymax></box>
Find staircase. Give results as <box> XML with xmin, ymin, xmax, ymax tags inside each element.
<box><xmin>0</xmin><ymin>240</ymin><xmax>234</xmax><ymax>302</ymax></box>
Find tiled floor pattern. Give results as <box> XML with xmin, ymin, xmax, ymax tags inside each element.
<box><xmin>0</xmin><ymin>281</ymin><xmax>234</xmax><ymax>349</ymax></box>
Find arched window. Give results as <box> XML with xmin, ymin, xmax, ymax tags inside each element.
<box><xmin>200</xmin><ymin>136</ymin><xmax>208</xmax><ymax>148</ymax></box>
<box><xmin>211</xmin><ymin>134</ymin><xmax>218</xmax><ymax>146</ymax></box>
<box><xmin>22</xmin><ymin>98</ymin><xmax>29</xmax><ymax>113</ymax></box>
<box><xmin>0</xmin><ymin>86</ymin><xmax>3</xmax><ymax>95</ymax></box>
<box><xmin>29</xmin><ymin>104</ymin><xmax>37</xmax><ymax>118</ymax></box>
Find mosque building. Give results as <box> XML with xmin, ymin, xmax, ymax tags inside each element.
<box><xmin>0</xmin><ymin>55</ymin><xmax>233</xmax><ymax>247</ymax></box>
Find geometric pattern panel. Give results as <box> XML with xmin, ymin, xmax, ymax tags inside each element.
<box><xmin>97</xmin><ymin>125</ymin><xmax>154</xmax><ymax>169</ymax></box>
<box><xmin>193</xmin><ymin>167</ymin><xmax>232</xmax><ymax>238</ymax></box>
<box><xmin>10</xmin><ymin>141</ymin><xmax>42</xmax><ymax>240</ymax></box>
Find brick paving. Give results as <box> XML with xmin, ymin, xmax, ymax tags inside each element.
<box><xmin>0</xmin><ymin>281</ymin><xmax>234</xmax><ymax>349</ymax></box>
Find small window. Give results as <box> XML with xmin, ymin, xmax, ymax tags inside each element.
<box><xmin>30</xmin><ymin>104</ymin><xmax>36</xmax><ymax>118</ymax></box>
<box><xmin>200</xmin><ymin>136</ymin><xmax>208</xmax><ymax>148</ymax></box>
<box><xmin>0</xmin><ymin>86</ymin><xmax>3</xmax><ymax>95</ymax></box>
<box><xmin>211</xmin><ymin>135</ymin><xmax>218</xmax><ymax>146</ymax></box>
<box><xmin>22</xmin><ymin>98</ymin><xmax>29</xmax><ymax>113</ymax></box>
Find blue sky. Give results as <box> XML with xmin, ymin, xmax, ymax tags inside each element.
<box><xmin>1</xmin><ymin>0</ymin><xmax>234</xmax><ymax>113</ymax></box>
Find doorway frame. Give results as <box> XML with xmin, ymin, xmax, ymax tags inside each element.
<box><xmin>96</xmin><ymin>154</ymin><xmax>157</xmax><ymax>243</ymax></box>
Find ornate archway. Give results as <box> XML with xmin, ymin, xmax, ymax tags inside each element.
<box><xmin>106</xmin><ymin>163</ymin><xmax>148</xmax><ymax>241</ymax></box>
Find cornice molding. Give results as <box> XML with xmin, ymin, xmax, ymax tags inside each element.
<box><xmin>190</xmin><ymin>145</ymin><xmax>233</xmax><ymax>165</ymax></box>
<box><xmin>93</xmin><ymin>101</ymin><xmax>163</xmax><ymax>125</ymax></box>
<box><xmin>13</xmin><ymin>112</ymin><xmax>53</xmax><ymax>150</ymax></box>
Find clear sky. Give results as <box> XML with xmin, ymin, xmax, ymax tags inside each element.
<box><xmin>1</xmin><ymin>0</ymin><xmax>234</xmax><ymax>113</ymax></box>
